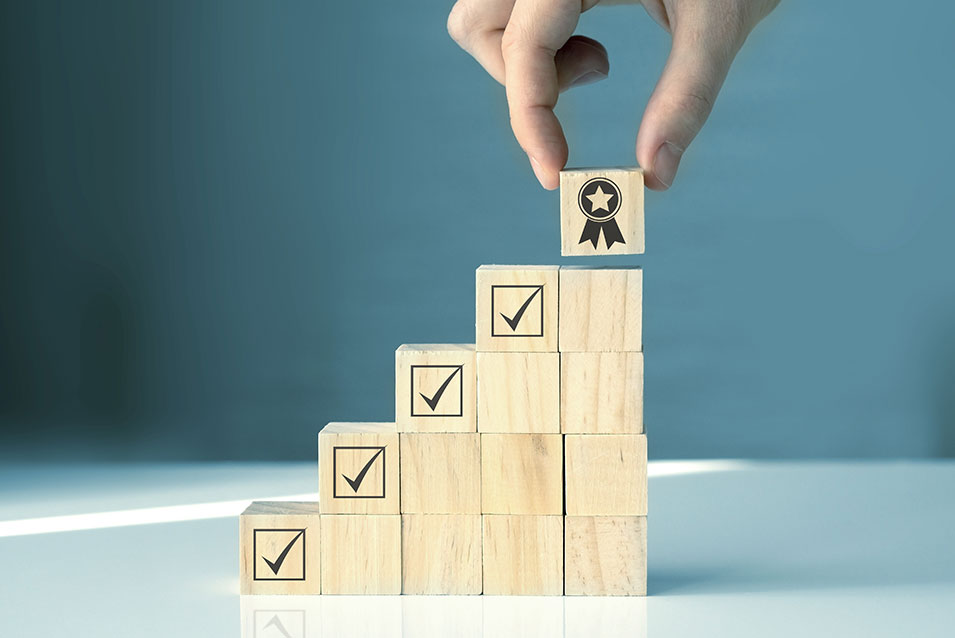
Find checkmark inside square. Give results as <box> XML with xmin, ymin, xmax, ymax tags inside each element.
<box><xmin>332</xmin><ymin>446</ymin><xmax>387</xmax><ymax>499</ymax></box>
<box><xmin>253</xmin><ymin>610</ymin><xmax>306</xmax><ymax>638</ymax></box>
<box><xmin>491</xmin><ymin>285</ymin><xmax>545</xmax><ymax>337</ymax></box>
<box><xmin>411</xmin><ymin>364</ymin><xmax>464</xmax><ymax>417</ymax></box>
<box><xmin>253</xmin><ymin>528</ymin><xmax>307</xmax><ymax>581</ymax></box>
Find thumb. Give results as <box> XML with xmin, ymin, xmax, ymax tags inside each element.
<box><xmin>636</xmin><ymin>11</ymin><xmax>745</xmax><ymax>190</ymax></box>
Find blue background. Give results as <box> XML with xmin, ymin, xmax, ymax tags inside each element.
<box><xmin>1</xmin><ymin>1</ymin><xmax>953</xmax><ymax>460</ymax></box>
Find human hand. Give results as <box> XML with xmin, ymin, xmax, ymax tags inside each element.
<box><xmin>447</xmin><ymin>0</ymin><xmax>779</xmax><ymax>190</ymax></box>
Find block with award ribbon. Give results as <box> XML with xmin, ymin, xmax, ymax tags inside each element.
<box><xmin>559</xmin><ymin>167</ymin><xmax>645</xmax><ymax>256</ymax></box>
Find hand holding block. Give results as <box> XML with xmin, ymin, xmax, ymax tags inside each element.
<box><xmin>319</xmin><ymin>422</ymin><xmax>399</xmax><ymax>514</ymax></box>
<box><xmin>565</xmin><ymin>434</ymin><xmax>648</xmax><ymax>515</ymax></box>
<box><xmin>396</xmin><ymin>344</ymin><xmax>476</xmax><ymax>433</ymax></box>
<box><xmin>320</xmin><ymin>514</ymin><xmax>401</xmax><ymax>594</ymax></box>
<box><xmin>481</xmin><ymin>434</ymin><xmax>563</xmax><ymax>514</ymax></box>
<box><xmin>558</xmin><ymin>267</ymin><xmax>643</xmax><ymax>352</ymax></box>
<box><xmin>476</xmin><ymin>265</ymin><xmax>559</xmax><ymax>352</ymax></box>
<box><xmin>400</xmin><ymin>433</ymin><xmax>481</xmax><ymax>513</ymax></box>
<box><xmin>477</xmin><ymin>352</ymin><xmax>560</xmax><ymax>433</ymax></box>
<box><xmin>239</xmin><ymin>501</ymin><xmax>321</xmax><ymax>595</ymax></box>
<box><xmin>401</xmin><ymin>514</ymin><xmax>483</xmax><ymax>594</ymax></box>
<box><xmin>565</xmin><ymin>516</ymin><xmax>647</xmax><ymax>596</ymax></box>
<box><xmin>560</xmin><ymin>168</ymin><xmax>644</xmax><ymax>256</ymax></box>
<box><xmin>483</xmin><ymin>515</ymin><xmax>564</xmax><ymax>595</ymax></box>
<box><xmin>561</xmin><ymin>352</ymin><xmax>644</xmax><ymax>434</ymax></box>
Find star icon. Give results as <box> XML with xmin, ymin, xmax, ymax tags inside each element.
<box><xmin>585</xmin><ymin>185</ymin><xmax>615</xmax><ymax>214</ymax></box>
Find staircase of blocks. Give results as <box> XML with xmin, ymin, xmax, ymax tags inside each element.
<box><xmin>239</xmin><ymin>168</ymin><xmax>647</xmax><ymax>596</ymax></box>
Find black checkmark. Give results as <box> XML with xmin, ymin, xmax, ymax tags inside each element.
<box><xmin>419</xmin><ymin>366</ymin><xmax>462</xmax><ymax>411</ymax></box>
<box><xmin>500</xmin><ymin>286</ymin><xmax>542</xmax><ymax>331</ymax></box>
<box><xmin>262</xmin><ymin>530</ymin><xmax>305</xmax><ymax>576</ymax></box>
<box><xmin>342</xmin><ymin>447</ymin><xmax>385</xmax><ymax>492</ymax></box>
<box><xmin>263</xmin><ymin>615</ymin><xmax>295</xmax><ymax>638</ymax></box>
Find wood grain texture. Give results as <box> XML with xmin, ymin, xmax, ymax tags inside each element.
<box><xmin>477</xmin><ymin>352</ymin><xmax>560</xmax><ymax>434</ymax></box>
<box><xmin>565</xmin><ymin>516</ymin><xmax>647</xmax><ymax>596</ymax></box>
<box><xmin>476</xmin><ymin>265</ymin><xmax>559</xmax><ymax>352</ymax></box>
<box><xmin>399</xmin><ymin>433</ymin><xmax>481</xmax><ymax>514</ymax></box>
<box><xmin>481</xmin><ymin>434</ymin><xmax>563</xmax><ymax>515</ymax></box>
<box><xmin>558</xmin><ymin>266</ymin><xmax>643</xmax><ymax>352</ymax></box>
<box><xmin>239</xmin><ymin>501</ymin><xmax>321</xmax><ymax>595</ymax></box>
<box><xmin>561</xmin><ymin>351</ymin><xmax>644</xmax><ymax>434</ymax></box>
<box><xmin>401</xmin><ymin>514</ymin><xmax>482</xmax><ymax>594</ymax></box>
<box><xmin>396</xmin><ymin>344</ymin><xmax>476</xmax><ymax>433</ymax></box>
<box><xmin>318</xmin><ymin>422</ymin><xmax>399</xmax><ymax>514</ymax></box>
<box><xmin>559</xmin><ymin>167</ymin><xmax>644</xmax><ymax>256</ymax></box>
<box><xmin>482</xmin><ymin>515</ymin><xmax>564</xmax><ymax>595</ymax></box>
<box><xmin>320</xmin><ymin>514</ymin><xmax>401</xmax><ymax>594</ymax></box>
<box><xmin>565</xmin><ymin>434</ymin><xmax>648</xmax><ymax>516</ymax></box>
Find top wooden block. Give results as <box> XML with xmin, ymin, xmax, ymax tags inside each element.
<box><xmin>318</xmin><ymin>422</ymin><xmax>399</xmax><ymax>514</ymax></box>
<box><xmin>560</xmin><ymin>167</ymin><xmax>644</xmax><ymax>256</ymax></box>
<box><xmin>476</xmin><ymin>266</ymin><xmax>559</xmax><ymax>352</ymax></box>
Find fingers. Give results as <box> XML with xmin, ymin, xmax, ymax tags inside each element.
<box><xmin>447</xmin><ymin>0</ymin><xmax>516</xmax><ymax>84</ymax></box>
<box><xmin>555</xmin><ymin>36</ymin><xmax>609</xmax><ymax>93</ymax></box>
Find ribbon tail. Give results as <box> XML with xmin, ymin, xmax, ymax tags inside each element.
<box><xmin>602</xmin><ymin>219</ymin><xmax>626</xmax><ymax>248</ymax></box>
<box><xmin>578</xmin><ymin>220</ymin><xmax>601</xmax><ymax>248</ymax></box>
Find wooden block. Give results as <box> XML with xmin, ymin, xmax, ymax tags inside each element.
<box><xmin>320</xmin><ymin>514</ymin><xmax>401</xmax><ymax>594</ymax></box>
<box><xmin>565</xmin><ymin>434</ymin><xmax>648</xmax><ymax>515</ymax></box>
<box><xmin>396</xmin><ymin>344</ymin><xmax>476</xmax><ymax>433</ymax></box>
<box><xmin>477</xmin><ymin>352</ymin><xmax>560</xmax><ymax>434</ymax></box>
<box><xmin>561</xmin><ymin>352</ymin><xmax>644</xmax><ymax>434</ymax></box>
<box><xmin>239</xmin><ymin>501</ymin><xmax>321</xmax><ymax>595</ymax></box>
<box><xmin>558</xmin><ymin>266</ymin><xmax>643</xmax><ymax>352</ymax></box>
<box><xmin>482</xmin><ymin>515</ymin><xmax>563</xmax><ymax>595</ymax></box>
<box><xmin>565</xmin><ymin>516</ymin><xmax>647</xmax><ymax>596</ymax></box>
<box><xmin>559</xmin><ymin>167</ymin><xmax>644</xmax><ymax>256</ymax></box>
<box><xmin>476</xmin><ymin>265</ymin><xmax>559</xmax><ymax>352</ymax></box>
<box><xmin>481</xmin><ymin>434</ymin><xmax>562</xmax><ymax>514</ymax></box>
<box><xmin>401</xmin><ymin>514</ymin><xmax>482</xmax><ymax>594</ymax></box>
<box><xmin>318</xmin><ymin>422</ymin><xmax>399</xmax><ymax>515</ymax></box>
<box><xmin>400</xmin><ymin>433</ymin><xmax>481</xmax><ymax>513</ymax></box>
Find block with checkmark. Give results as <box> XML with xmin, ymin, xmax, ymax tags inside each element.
<box><xmin>481</xmin><ymin>433</ymin><xmax>563</xmax><ymax>515</ymax></box>
<box><xmin>561</xmin><ymin>351</ymin><xmax>644</xmax><ymax>434</ymax></box>
<box><xmin>319</xmin><ymin>422</ymin><xmax>399</xmax><ymax>514</ymax></box>
<box><xmin>399</xmin><ymin>433</ymin><xmax>481</xmax><ymax>513</ymax></box>
<box><xmin>565</xmin><ymin>434</ymin><xmax>648</xmax><ymax>516</ymax></box>
<box><xmin>239</xmin><ymin>501</ymin><xmax>321</xmax><ymax>595</ymax></box>
<box><xmin>476</xmin><ymin>265</ymin><xmax>558</xmax><ymax>352</ymax></box>
<box><xmin>565</xmin><ymin>515</ymin><xmax>647</xmax><ymax>596</ymax></box>
<box><xmin>320</xmin><ymin>514</ymin><xmax>401</xmax><ymax>594</ymax></box>
<box><xmin>401</xmin><ymin>514</ymin><xmax>482</xmax><ymax>594</ymax></box>
<box><xmin>559</xmin><ymin>167</ymin><xmax>645</xmax><ymax>257</ymax></box>
<box><xmin>477</xmin><ymin>352</ymin><xmax>560</xmax><ymax>433</ymax></box>
<box><xmin>395</xmin><ymin>344</ymin><xmax>476</xmax><ymax>433</ymax></box>
<box><xmin>482</xmin><ymin>515</ymin><xmax>564</xmax><ymax>595</ymax></box>
<box><xmin>558</xmin><ymin>266</ymin><xmax>643</xmax><ymax>352</ymax></box>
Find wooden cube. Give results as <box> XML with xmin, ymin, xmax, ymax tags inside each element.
<box><xmin>320</xmin><ymin>514</ymin><xmax>401</xmax><ymax>594</ymax></box>
<box><xmin>482</xmin><ymin>515</ymin><xmax>564</xmax><ymax>595</ymax></box>
<box><xmin>400</xmin><ymin>433</ymin><xmax>481</xmax><ymax>514</ymax></box>
<box><xmin>481</xmin><ymin>434</ymin><xmax>562</xmax><ymax>515</ymax></box>
<box><xmin>559</xmin><ymin>167</ymin><xmax>644</xmax><ymax>256</ymax></box>
<box><xmin>558</xmin><ymin>267</ymin><xmax>643</xmax><ymax>352</ymax></box>
<box><xmin>565</xmin><ymin>434</ymin><xmax>647</xmax><ymax>515</ymax></box>
<box><xmin>476</xmin><ymin>265</ymin><xmax>558</xmax><ymax>352</ymax></box>
<box><xmin>477</xmin><ymin>352</ymin><xmax>560</xmax><ymax>433</ymax></box>
<box><xmin>239</xmin><ymin>501</ymin><xmax>321</xmax><ymax>595</ymax></box>
<box><xmin>318</xmin><ymin>422</ymin><xmax>399</xmax><ymax>515</ymax></box>
<box><xmin>561</xmin><ymin>352</ymin><xmax>644</xmax><ymax>434</ymax></box>
<box><xmin>565</xmin><ymin>516</ymin><xmax>647</xmax><ymax>596</ymax></box>
<box><xmin>401</xmin><ymin>514</ymin><xmax>482</xmax><ymax>594</ymax></box>
<box><xmin>396</xmin><ymin>344</ymin><xmax>476</xmax><ymax>433</ymax></box>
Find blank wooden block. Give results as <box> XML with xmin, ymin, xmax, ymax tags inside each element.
<box><xmin>477</xmin><ymin>352</ymin><xmax>560</xmax><ymax>434</ymax></box>
<box><xmin>318</xmin><ymin>422</ymin><xmax>399</xmax><ymax>515</ymax></box>
<box><xmin>565</xmin><ymin>516</ymin><xmax>647</xmax><ymax>596</ymax></box>
<box><xmin>481</xmin><ymin>434</ymin><xmax>562</xmax><ymax>514</ymax></box>
<box><xmin>239</xmin><ymin>501</ymin><xmax>321</xmax><ymax>595</ymax></box>
<box><xmin>558</xmin><ymin>266</ymin><xmax>643</xmax><ymax>352</ymax></box>
<box><xmin>559</xmin><ymin>167</ymin><xmax>644</xmax><ymax>256</ymax></box>
<box><xmin>401</xmin><ymin>514</ymin><xmax>482</xmax><ymax>594</ymax></box>
<box><xmin>320</xmin><ymin>514</ymin><xmax>401</xmax><ymax>594</ymax></box>
<box><xmin>561</xmin><ymin>352</ymin><xmax>644</xmax><ymax>434</ymax></box>
<box><xmin>482</xmin><ymin>515</ymin><xmax>563</xmax><ymax>595</ymax></box>
<box><xmin>396</xmin><ymin>344</ymin><xmax>476</xmax><ymax>433</ymax></box>
<box><xmin>400</xmin><ymin>433</ymin><xmax>481</xmax><ymax>514</ymax></box>
<box><xmin>565</xmin><ymin>434</ymin><xmax>648</xmax><ymax>515</ymax></box>
<box><xmin>476</xmin><ymin>265</ymin><xmax>559</xmax><ymax>352</ymax></box>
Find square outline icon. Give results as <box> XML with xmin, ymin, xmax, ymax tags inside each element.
<box><xmin>332</xmin><ymin>446</ymin><xmax>387</xmax><ymax>499</ymax></box>
<box><xmin>253</xmin><ymin>609</ymin><xmax>306</xmax><ymax>638</ymax></box>
<box><xmin>409</xmin><ymin>364</ymin><xmax>465</xmax><ymax>418</ymax></box>
<box><xmin>490</xmin><ymin>284</ymin><xmax>545</xmax><ymax>338</ymax></box>
<box><xmin>252</xmin><ymin>528</ymin><xmax>307</xmax><ymax>582</ymax></box>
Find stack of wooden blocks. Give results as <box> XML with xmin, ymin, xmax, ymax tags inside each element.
<box><xmin>239</xmin><ymin>168</ymin><xmax>646</xmax><ymax>597</ymax></box>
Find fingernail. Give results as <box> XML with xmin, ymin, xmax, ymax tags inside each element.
<box><xmin>529</xmin><ymin>156</ymin><xmax>552</xmax><ymax>189</ymax></box>
<box><xmin>652</xmin><ymin>141</ymin><xmax>684</xmax><ymax>189</ymax></box>
<box><xmin>570</xmin><ymin>70</ymin><xmax>608</xmax><ymax>88</ymax></box>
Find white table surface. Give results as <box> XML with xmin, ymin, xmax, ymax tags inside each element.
<box><xmin>1</xmin><ymin>460</ymin><xmax>953</xmax><ymax>637</ymax></box>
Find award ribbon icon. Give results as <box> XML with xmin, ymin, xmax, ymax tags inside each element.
<box><xmin>577</xmin><ymin>177</ymin><xmax>626</xmax><ymax>249</ymax></box>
